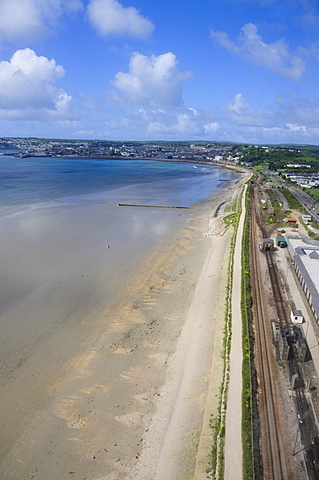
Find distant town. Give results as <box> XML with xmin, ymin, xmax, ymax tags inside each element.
<box><xmin>0</xmin><ymin>137</ymin><xmax>240</xmax><ymax>164</ymax></box>
<box><xmin>1</xmin><ymin>137</ymin><xmax>319</xmax><ymax>189</ymax></box>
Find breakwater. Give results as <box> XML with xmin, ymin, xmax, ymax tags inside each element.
<box><xmin>117</xmin><ymin>203</ymin><xmax>189</xmax><ymax>209</ymax></box>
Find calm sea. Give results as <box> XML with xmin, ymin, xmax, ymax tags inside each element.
<box><xmin>0</xmin><ymin>154</ymin><xmax>238</xmax><ymax>207</ymax></box>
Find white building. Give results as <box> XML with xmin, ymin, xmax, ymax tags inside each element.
<box><xmin>286</xmin><ymin>236</ymin><xmax>319</xmax><ymax>324</ymax></box>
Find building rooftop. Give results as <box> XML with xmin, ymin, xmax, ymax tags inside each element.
<box><xmin>287</xmin><ymin>236</ymin><xmax>319</xmax><ymax>319</ymax></box>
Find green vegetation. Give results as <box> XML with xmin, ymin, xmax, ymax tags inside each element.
<box><xmin>263</xmin><ymin>188</ymin><xmax>287</xmax><ymax>226</ymax></box>
<box><xmin>241</xmin><ymin>145</ymin><xmax>319</xmax><ymax>173</ymax></box>
<box><xmin>298</xmin><ymin>216</ymin><xmax>319</xmax><ymax>241</ymax></box>
<box><xmin>223</xmin><ymin>213</ymin><xmax>236</xmax><ymax>226</ymax></box>
<box><xmin>225</xmin><ymin>202</ymin><xmax>237</xmax><ymax>213</ymax></box>
<box><xmin>308</xmin><ymin>231</ymin><xmax>319</xmax><ymax>241</ymax></box>
<box><xmin>304</xmin><ymin>189</ymin><xmax>319</xmax><ymax>202</ymax></box>
<box><xmin>258</xmin><ymin>174</ymin><xmax>272</xmax><ymax>184</ymax></box>
<box><xmin>251</xmin><ymin>164</ymin><xmax>265</xmax><ymax>171</ymax></box>
<box><xmin>281</xmin><ymin>188</ymin><xmax>305</xmax><ymax>211</ymax></box>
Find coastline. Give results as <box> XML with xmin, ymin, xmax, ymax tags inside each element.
<box><xmin>9</xmin><ymin>151</ymin><xmax>247</xmax><ymax>174</ymax></box>
<box><xmin>0</xmin><ymin>174</ymin><xmax>245</xmax><ymax>479</ymax></box>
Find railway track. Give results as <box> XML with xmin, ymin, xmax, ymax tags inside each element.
<box><xmin>250</xmin><ymin>184</ymin><xmax>288</xmax><ymax>479</ymax></box>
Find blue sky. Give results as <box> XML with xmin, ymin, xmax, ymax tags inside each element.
<box><xmin>1</xmin><ymin>0</ymin><xmax>319</xmax><ymax>144</ymax></box>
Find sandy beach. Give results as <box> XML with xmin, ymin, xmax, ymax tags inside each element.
<box><xmin>0</xmin><ymin>174</ymin><xmax>243</xmax><ymax>480</ymax></box>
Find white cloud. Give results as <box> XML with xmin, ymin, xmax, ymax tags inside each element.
<box><xmin>286</xmin><ymin>123</ymin><xmax>307</xmax><ymax>132</ymax></box>
<box><xmin>204</xmin><ymin>122</ymin><xmax>219</xmax><ymax>134</ymax></box>
<box><xmin>228</xmin><ymin>93</ymin><xmax>249</xmax><ymax>113</ymax></box>
<box><xmin>211</xmin><ymin>23</ymin><xmax>305</xmax><ymax>80</ymax></box>
<box><xmin>112</xmin><ymin>52</ymin><xmax>192</xmax><ymax>107</ymax></box>
<box><xmin>87</xmin><ymin>0</ymin><xmax>154</xmax><ymax>38</ymax></box>
<box><xmin>188</xmin><ymin>107</ymin><xmax>199</xmax><ymax>116</ymax></box>
<box><xmin>148</xmin><ymin>113</ymin><xmax>201</xmax><ymax>135</ymax></box>
<box><xmin>275</xmin><ymin>94</ymin><xmax>319</xmax><ymax>126</ymax></box>
<box><xmin>224</xmin><ymin>93</ymin><xmax>274</xmax><ymax>127</ymax></box>
<box><xmin>0</xmin><ymin>48</ymin><xmax>72</xmax><ymax>119</ymax></box>
<box><xmin>74</xmin><ymin>129</ymin><xmax>95</xmax><ymax>136</ymax></box>
<box><xmin>144</xmin><ymin>106</ymin><xmax>220</xmax><ymax>137</ymax></box>
<box><xmin>0</xmin><ymin>0</ymin><xmax>83</xmax><ymax>43</ymax></box>
<box><xmin>216</xmin><ymin>91</ymin><xmax>319</xmax><ymax>143</ymax></box>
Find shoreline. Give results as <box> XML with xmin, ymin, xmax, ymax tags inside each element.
<box><xmin>0</xmin><ymin>175</ymin><xmax>245</xmax><ymax>479</ymax></box>
<box><xmin>7</xmin><ymin>151</ymin><xmax>247</xmax><ymax>177</ymax></box>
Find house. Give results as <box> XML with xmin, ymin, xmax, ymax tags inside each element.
<box><xmin>286</xmin><ymin>218</ymin><xmax>297</xmax><ymax>226</ymax></box>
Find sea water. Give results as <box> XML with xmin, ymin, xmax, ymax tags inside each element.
<box><xmin>0</xmin><ymin>155</ymin><xmax>237</xmax><ymax>208</ymax></box>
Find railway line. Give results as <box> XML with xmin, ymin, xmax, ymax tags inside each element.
<box><xmin>250</xmin><ymin>184</ymin><xmax>288</xmax><ymax>479</ymax></box>
<box><xmin>250</xmin><ymin>180</ymin><xmax>319</xmax><ymax>479</ymax></box>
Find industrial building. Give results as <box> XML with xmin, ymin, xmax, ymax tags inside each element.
<box><xmin>274</xmin><ymin>321</ymin><xmax>310</xmax><ymax>362</ymax></box>
<box><xmin>286</xmin><ymin>236</ymin><xmax>319</xmax><ymax>325</ymax></box>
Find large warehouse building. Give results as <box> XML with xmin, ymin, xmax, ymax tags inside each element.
<box><xmin>286</xmin><ymin>236</ymin><xmax>319</xmax><ymax>324</ymax></box>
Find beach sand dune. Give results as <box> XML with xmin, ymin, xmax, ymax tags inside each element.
<box><xmin>0</xmin><ymin>181</ymin><xmax>241</xmax><ymax>480</ymax></box>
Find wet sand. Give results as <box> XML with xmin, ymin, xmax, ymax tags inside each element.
<box><xmin>0</xmin><ymin>179</ymin><xmax>242</xmax><ymax>480</ymax></box>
